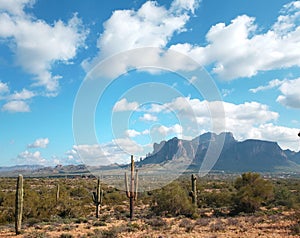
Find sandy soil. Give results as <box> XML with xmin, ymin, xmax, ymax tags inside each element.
<box><xmin>0</xmin><ymin>212</ymin><xmax>298</xmax><ymax>238</ymax></box>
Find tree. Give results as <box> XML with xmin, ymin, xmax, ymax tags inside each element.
<box><xmin>233</xmin><ymin>172</ymin><xmax>274</xmax><ymax>213</ymax></box>
<box><xmin>151</xmin><ymin>181</ymin><xmax>194</xmax><ymax>217</ymax></box>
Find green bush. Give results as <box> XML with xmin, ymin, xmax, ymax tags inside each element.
<box><xmin>233</xmin><ymin>172</ymin><xmax>274</xmax><ymax>213</ymax></box>
<box><xmin>151</xmin><ymin>181</ymin><xmax>194</xmax><ymax>217</ymax></box>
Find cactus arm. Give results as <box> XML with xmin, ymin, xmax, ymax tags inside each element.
<box><xmin>92</xmin><ymin>191</ymin><xmax>97</xmax><ymax>203</ymax></box>
<box><xmin>134</xmin><ymin>169</ymin><xmax>138</xmax><ymax>201</ymax></box>
<box><xmin>125</xmin><ymin>172</ymin><xmax>130</xmax><ymax>198</ymax></box>
<box><xmin>100</xmin><ymin>189</ymin><xmax>104</xmax><ymax>204</ymax></box>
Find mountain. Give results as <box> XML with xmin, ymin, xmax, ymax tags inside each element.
<box><xmin>0</xmin><ymin>165</ymin><xmax>44</xmax><ymax>172</ymax></box>
<box><xmin>138</xmin><ymin>132</ymin><xmax>300</xmax><ymax>173</ymax></box>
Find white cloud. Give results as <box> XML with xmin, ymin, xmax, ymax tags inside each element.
<box><xmin>171</xmin><ymin>0</ymin><xmax>200</xmax><ymax>14</ymax></box>
<box><xmin>247</xmin><ymin>123</ymin><xmax>300</xmax><ymax>151</ymax></box>
<box><xmin>67</xmin><ymin>140</ymin><xmax>143</xmax><ymax>166</ymax></box>
<box><xmin>17</xmin><ymin>150</ymin><xmax>46</xmax><ymax>165</ymax></box>
<box><xmin>83</xmin><ymin>0</ymin><xmax>199</xmax><ymax>72</ymax></box>
<box><xmin>28</xmin><ymin>138</ymin><xmax>49</xmax><ymax>149</ymax></box>
<box><xmin>170</xmin><ymin>2</ymin><xmax>300</xmax><ymax>80</ymax></box>
<box><xmin>250</xmin><ymin>79</ymin><xmax>285</xmax><ymax>93</ymax></box>
<box><xmin>139</xmin><ymin>113</ymin><xmax>158</xmax><ymax>122</ymax></box>
<box><xmin>156</xmin><ymin>124</ymin><xmax>183</xmax><ymax>136</ymax></box>
<box><xmin>0</xmin><ymin>81</ymin><xmax>9</xmax><ymax>94</ymax></box>
<box><xmin>113</xmin><ymin>98</ymin><xmax>139</xmax><ymax>112</ymax></box>
<box><xmin>142</xmin><ymin>96</ymin><xmax>293</xmax><ymax>147</ymax></box>
<box><xmin>277</xmin><ymin>77</ymin><xmax>300</xmax><ymax>108</ymax></box>
<box><xmin>8</xmin><ymin>88</ymin><xmax>35</xmax><ymax>100</ymax></box>
<box><xmin>126</xmin><ymin>129</ymin><xmax>150</xmax><ymax>138</ymax></box>
<box><xmin>0</xmin><ymin>2</ymin><xmax>88</xmax><ymax>92</ymax></box>
<box><xmin>113</xmin><ymin>137</ymin><xmax>144</xmax><ymax>155</ymax></box>
<box><xmin>126</xmin><ymin>129</ymin><xmax>141</xmax><ymax>138</ymax></box>
<box><xmin>2</xmin><ymin>100</ymin><xmax>30</xmax><ymax>112</ymax></box>
<box><xmin>0</xmin><ymin>0</ymin><xmax>35</xmax><ymax>16</ymax></box>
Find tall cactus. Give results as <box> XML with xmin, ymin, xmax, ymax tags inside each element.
<box><xmin>15</xmin><ymin>174</ymin><xmax>23</xmax><ymax>235</ymax></box>
<box><xmin>92</xmin><ymin>177</ymin><xmax>103</xmax><ymax>218</ymax></box>
<box><xmin>189</xmin><ymin>174</ymin><xmax>197</xmax><ymax>207</ymax></box>
<box><xmin>125</xmin><ymin>155</ymin><xmax>138</xmax><ymax>220</ymax></box>
<box><xmin>56</xmin><ymin>183</ymin><xmax>60</xmax><ymax>204</ymax></box>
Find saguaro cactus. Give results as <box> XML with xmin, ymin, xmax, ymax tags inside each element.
<box><xmin>125</xmin><ymin>155</ymin><xmax>138</xmax><ymax>220</ymax></box>
<box><xmin>56</xmin><ymin>183</ymin><xmax>60</xmax><ymax>204</ymax></box>
<box><xmin>92</xmin><ymin>177</ymin><xmax>103</xmax><ymax>218</ymax></box>
<box><xmin>15</xmin><ymin>174</ymin><xmax>24</xmax><ymax>235</ymax></box>
<box><xmin>189</xmin><ymin>174</ymin><xmax>197</xmax><ymax>207</ymax></box>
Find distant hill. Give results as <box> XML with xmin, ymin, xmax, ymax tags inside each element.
<box><xmin>1</xmin><ymin>132</ymin><xmax>300</xmax><ymax>177</ymax></box>
<box><xmin>138</xmin><ymin>132</ymin><xmax>300</xmax><ymax>173</ymax></box>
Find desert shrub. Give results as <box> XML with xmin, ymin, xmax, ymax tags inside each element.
<box><xmin>290</xmin><ymin>211</ymin><xmax>300</xmax><ymax>235</ymax></box>
<box><xmin>104</xmin><ymin>188</ymin><xmax>126</xmax><ymax>205</ymax></box>
<box><xmin>98</xmin><ymin>225</ymin><xmax>127</xmax><ymax>238</ymax></box>
<box><xmin>23</xmin><ymin>233</ymin><xmax>51</xmax><ymax>238</ymax></box>
<box><xmin>69</xmin><ymin>187</ymin><xmax>88</xmax><ymax>198</ymax></box>
<box><xmin>0</xmin><ymin>190</ymin><xmax>4</xmax><ymax>206</ymax></box>
<box><xmin>226</xmin><ymin>217</ymin><xmax>239</xmax><ymax>226</ymax></box>
<box><xmin>60</xmin><ymin>234</ymin><xmax>74</xmax><ymax>238</ymax></box>
<box><xmin>179</xmin><ymin>218</ymin><xmax>195</xmax><ymax>232</ymax></box>
<box><xmin>151</xmin><ymin>181</ymin><xmax>194</xmax><ymax>217</ymax></box>
<box><xmin>273</xmin><ymin>185</ymin><xmax>295</xmax><ymax>208</ymax></box>
<box><xmin>201</xmin><ymin>190</ymin><xmax>233</xmax><ymax>209</ymax></box>
<box><xmin>195</xmin><ymin>218</ymin><xmax>210</xmax><ymax>227</ymax></box>
<box><xmin>210</xmin><ymin>219</ymin><xmax>225</xmax><ymax>232</ymax></box>
<box><xmin>93</xmin><ymin>221</ymin><xmax>107</xmax><ymax>227</ymax></box>
<box><xmin>232</xmin><ymin>172</ymin><xmax>274</xmax><ymax>214</ymax></box>
<box><xmin>146</xmin><ymin>217</ymin><xmax>168</xmax><ymax>229</ymax></box>
<box><xmin>126</xmin><ymin>222</ymin><xmax>140</xmax><ymax>232</ymax></box>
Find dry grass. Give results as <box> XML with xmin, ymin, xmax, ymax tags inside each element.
<box><xmin>0</xmin><ymin>209</ymin><xmax>298</xmax><ymax>238</ymax></box>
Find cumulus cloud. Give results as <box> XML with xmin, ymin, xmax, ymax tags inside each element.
<box><xmin>113</xmin><ymin>98</ymin><xmax>139</xmax><ymax>112</ymax></box>
<box><xmin>155</xmin><ymin>124</ymin><xmax>183</xmax><ymax>136</ymax></box>
<box><xmin>17</xmin><ymin>150</ymin><xmax>46</xmax><ymax>165</ymax></box>
<box><xmin>247</xmin><ymin>123</ymin><xmax>300</xmax><ymax>151</ymax></box>
<box><xmin>126</xmin><ymin>129</ymin><xmax>150</xmax><ymax>138</ymax></box>
<box><xmin>116</xmin><ymin>96</ymin><xmax>282</xmax><ymax>142</ymax></box>
<box><xmin>170</xmin><ymin>1</ymin><xmax>300</xmax><ymax>80</ymax></box>
<box><xmin>0</xmin><ymin>0</ymin><xmax>35</xmax><ymax>16</ymax></box>
<box><xmin>139</xmin><ymin>113</ymin><xmax>158</xmax><ymax>122</ymax></box>
<box><xmin>67</xmin><ymin>139</ymin><xmax>144</xmax><ymax>166</ymax></box>
<box><xmin>170</xmin><ymin>0</ymin><xmax>200</xmax><ymax>14</ymax></box>
<box><xmin>250</xmin><ymin>79</ymin><xmax>285</xmax><ymax>93</ymax></box>
<box><xmin>277</xmin><ymin>77</ymin><xmax>300</xmax><ymax>108</ymax></box>
<box><xmin>8</xmin><ymin>88</ymin><xmax>35</xmax><ymax>100</ymax></box>
<box><xmin>0</xmin><ymin>1</ymin><xmax>88</xmax><ymax>92</ymax></box>
<box><xmin>83</xmin><ymin>0</ymin><xmax>200</xmax><ymax>72</ymax></box>
<box><xmin>2</xmin><ymin>100</ymin><xmax>30</xmax><ymax>112</ymax></box>
<box><xmin>28</xmin><ymin>138</ymin><xmax>49</xmax><ymax>148</ymax></box>
<box><xmin>0</xmin><ymin>81</ymin><xmax>9</xmax><ymax>94</ymax></box>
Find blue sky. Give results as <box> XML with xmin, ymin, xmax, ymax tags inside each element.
<box><xmin>0</xmin><ymin>0</ymin><xmax>300</xmax><ymax>166</ymax></box>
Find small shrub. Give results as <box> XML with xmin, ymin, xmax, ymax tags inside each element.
<box><xmin>291</xmin><ymin>223</ymin><xmax>300</xmax><ymax>235</ymax></box>
<box><xmin>126</xmin><ymin>222</ymin><xmax>140</xmax><ymax>232</ymax></box>
<box><xmin>233</xmin><ymin>172</ymin><xmax>274</xmax><ymax>214</ymax></box>
<box><xmin>226</xmin><ymin>217</ymin><xmax>239</xmax><ymax>226</ymax></box>
<box><xmin>60</xmin><ymin>234</ymin><xmax>74</xmax><ymax>238</ymax></box>
<box><xmin>195</xmin><ymin>218</ymin><xmax>210</xmax><ymax>227</ymax></box>
<box><xmin>210</xmin><ymin>219</ymin><xmax>225</xmax><ymax>232</ymax></box>
<box><xmin>146</xmin><ymin>217</ymin><xmax>168</xmax><ymax>230</ymax></box>
<box><xmin>151</xmin><ymin>182</ymin><xmax>194</xmax><ymax>217</ymax></box>
<box><xmin>179</xmin><ymin>218</ymin><xmax>195</xmax><ymax>232</ymax></box>
<box><xmin>100</xmin><ymin>225</ymin><xmax>127</xmax><ymax>238</ymax></box>
<box><xmin>93</xmin><ymin>221</ymin><xmax>107</xmax><ymax>227</ymax></box>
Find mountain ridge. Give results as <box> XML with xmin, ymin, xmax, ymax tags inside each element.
<box><xmin>138</xmin><ymin>132</ymin><xmax>300</xmax><ymax>172</ymax></box>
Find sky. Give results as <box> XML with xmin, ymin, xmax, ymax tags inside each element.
<box><xmin>0</xmin><ymin>0</ymin><xmax>300</xmax><ymax>167</ymax></box>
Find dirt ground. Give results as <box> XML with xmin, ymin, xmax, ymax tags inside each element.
<box><xmin>0</xmin><ymin>211</ymin><xmax>298</xmax><ymax>238</ymax></box>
